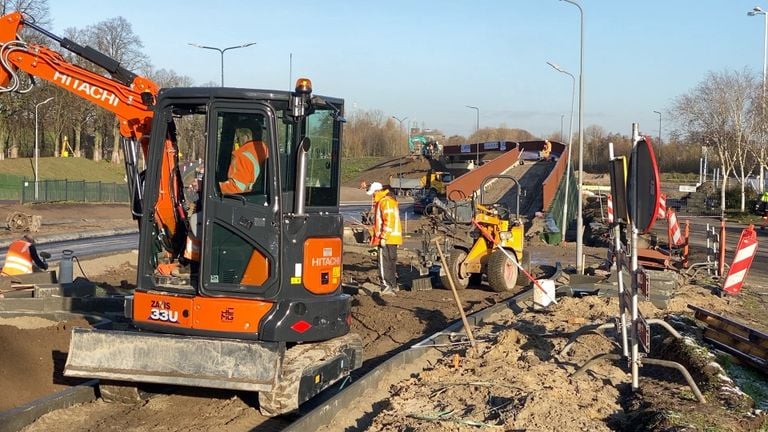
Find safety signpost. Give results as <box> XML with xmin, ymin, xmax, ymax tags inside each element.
<box><xmin>566</xmin><ymin>124</ymin><xmax>704</xmax><ymax>403</ymax></box>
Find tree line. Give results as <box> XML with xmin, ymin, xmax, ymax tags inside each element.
<box><xmin>0</xmin><ymin>1</ymin><xmax>751</xmax><ymax>214</ymax></box>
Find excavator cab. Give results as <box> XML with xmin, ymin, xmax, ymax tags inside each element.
<box><xmin>0</xmin><ymin>11</ymin><xmax>360</xmax><ymax>415</ymax></box>
<box><xmin>66</xmin><ymin>82</ymin><xmax>362</xmax><ymax>415</ymax></box>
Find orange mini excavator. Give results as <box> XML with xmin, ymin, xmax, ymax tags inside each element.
<box><xmin>0</xmin><ymin>11</ymin><xmax>360</xmax><ymax>415</ymax></box>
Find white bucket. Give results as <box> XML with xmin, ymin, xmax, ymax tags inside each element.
<box><xmin>533</xmin><ymin>279</ymin><xmax>556</xmax><ymax>310</ymax></box>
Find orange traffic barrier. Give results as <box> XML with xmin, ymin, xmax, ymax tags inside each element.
<box><xmin>722</xmin><ymin>225</ymin><xmax>759</xmax><ymax>296</ymax></box>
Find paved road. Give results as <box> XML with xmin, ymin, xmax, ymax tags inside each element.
<box><xmin>0</xmin><ymin>232</ymin><xmax>139</xmax><ymax>265</ymax></box>
<box><xmin>652</xmin><ymin>215</ymin><xmax>768</xmax><ymax>289</ymax></box>
<box><xmin>0</xmin><ymin>203</ymin><xmax>418</xmax><ymax>266</ymax></box>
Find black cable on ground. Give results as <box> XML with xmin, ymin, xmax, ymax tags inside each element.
<box><xmin>72</xmin><ymin>255</ymin><xmax>89</xmax><ymax>280</ymax></box>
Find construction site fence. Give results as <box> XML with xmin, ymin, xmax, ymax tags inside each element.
<box><xmin>543</xmin><ymin>166</ymin><xmax>577</xmax><ymax>244</ymax></box>
<box><xmin>15</xmin><ymin>179</ymin><xmax>130</xmax><ymax>204</ymax></box>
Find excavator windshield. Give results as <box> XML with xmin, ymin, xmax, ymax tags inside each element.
<box><xmin>277</xmin><ymin>105</ymin><xmax>341</xmax><ymax>208</ymax></box>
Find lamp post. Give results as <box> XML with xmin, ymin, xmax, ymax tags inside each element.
<box><xmin>749</xmin><ymin>6</ymin><xmax>767</xmax><ymax>192</ymax></box>
<box><xmin>561</xmin><ymin>0</ymin><xmax>585</xmax><ymax>274</ymax></box>
<box><xmin>392</xmin><ymin>116</ymin><xmax>409</xmax><ymax>157</ymax></box>
<box><xmin>560</xmin><ymin>114</ymin><xmax>565</xmax><ymax>141</ymax></box>
<box><xmin>465</xmin><ymin>105</ymin><xmax>480</xmax><ymax>164</ymax></box>
<box><xmin>392</xmin><ymin>115</ymin><xmax>409</xmax><ymax>134</ymax></box>
<box><xmin>35</xmin><ymin>97</ymin><xmax>54</xmax><ymax>201</ymax></box>
<box><xmin>547</xmin><ymin>62</ymin><xmax>575</xmax><ymax>246</ymax></box>
<box><xmin>188</xmin><ymin>42</ymin><xmax>257</xmax><ymax>87</ymax></box>
<box><xmin>653</xmin><ymin>110</ymin><xmax>662</xmax><ymax>145</ymax></box>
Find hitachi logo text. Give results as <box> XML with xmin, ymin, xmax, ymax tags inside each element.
<box><xmin>53</xmin><ymin>71</ymin><xmax>119</xmax><ymax>107</ymax></box>
<box><xmin>311</xmin><ymin>256</ymin><xmax>340</xmax><ymax>267</ymax></box>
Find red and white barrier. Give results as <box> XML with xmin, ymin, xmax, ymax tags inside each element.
<box><xmin>606</xmin><ymin>193</ymin><xmax>614</xmax><ymax>223</ymax></box>
<box><xmin>668</xmin><ymin>209</ymin><xmax>683</xmax><ymax>247</ymax></box>
<box><xmin>658</xmin><ymin>193</ymin><xmax>667</xmax><ymax>219</ymax></box>
<box><xmin>723</xmin><ymin>225</ymin><xmax>759</xmax><ymax>296</ymax></box>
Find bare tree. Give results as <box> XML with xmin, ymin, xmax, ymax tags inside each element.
<box><xmin>672</xmin><ymin>69</ymin><xmax>759</xmax><ymax>212</ymax></box>
<box><xmin>82</xmin><ymin>16</ymin><xmax>147</xmax><ymax>163</ymax></box>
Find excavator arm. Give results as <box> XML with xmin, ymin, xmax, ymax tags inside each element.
<box><xmin>0</xmin><ymin>11</ymin><xmax>186</xmax><ymax>258</ymax></box>
<box><xmin>0</xmin><ymin>12</ymin><xmax>157</xmax><ymax>140</ymax></box>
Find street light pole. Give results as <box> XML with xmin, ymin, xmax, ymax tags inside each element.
<box><xmin>547</xmin><ymin>62</ymin><xmax>575</xmax><ymax>246</ymax></box>
<box><xmin>466</xmin><ymin>105</ymin><xmax>480</xmax><ymax>164</ymax></box>
<box><xmin>749</xmin><ymin>6</ymin><xmax>767</xmax><ymax>192</ymax></box>
<box><xmin>560</xmin><ymin>114</ymin><xmax>565</xmax><ymax>141</ymax></box>
<box><xmin>561</xmin><ymin>0</ymin><xmax>585</xmax><ymax>274</ymax></box>
<box><xmin>35</xmin><ymin>97</ymin><xmax>54</xmax><ymax>201</ymax></box>
<box><xmin>188</xmin><ymin>42</ymin><xmax>257</xmax><ymax>87</ymax></box>
<box><xmin>653</xmin><ymin>110</ymin><xmax>662</xmax><ymax>146</ymax></box>
<box><xmin>392</xmin><ymin>115</ymin><xmax>409</xmax><ymax>155</ymax></box>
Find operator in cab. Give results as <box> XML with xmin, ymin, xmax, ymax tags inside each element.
<box><xmin>1</xmin><ymin>234</ymin><xmax>48</xmax><ymax>276</ymax></box>
<box><xmin>219</xmin><ymin>135</ymin><xmax>269</xmax><ymax>195</ymax></box>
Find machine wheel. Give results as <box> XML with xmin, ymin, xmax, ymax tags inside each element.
<box><xmin>487</xmin><ymin>248</ymin><xmax>519</xmax><ymax>292</ymax></box>
<box><xmin>440</xmin><ymin>249</ymin><xmax>470</xmax><ymax>290</ymax></box>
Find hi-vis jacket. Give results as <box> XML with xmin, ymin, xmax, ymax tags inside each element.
<box><xmin>371</xmin><ymin>193</ymin><xmax>402</xmax><ymax>246</ymax></box>
<box><xmin>219</xmin><ymin>140</ymin><xmax>268</xmax><ymax>194</ymax></box>
<box><xmin>1</xmin><ymin>240</ymin><xmax>33</xmax><ymax>275</ymax></box>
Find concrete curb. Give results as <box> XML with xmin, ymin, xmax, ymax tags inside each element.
<box><xmin>0</xmin><ymin>380</ymin><xmax>99</xmax><ymax>432</ymax></box>
<box><xmin>33</xmin><ymin>227</ymin><xmax>138</xmax><ymax>245</ymax></box>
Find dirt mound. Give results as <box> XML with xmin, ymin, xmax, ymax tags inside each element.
<box><xmin>344</xmin><ymin>156</ymin><xmax>445</xmax><ymax>189</ymax></box>
<box><xmin>0</xmin><ymin>317</ymin><xmax>91</xmax><ymax>411</ymax></box>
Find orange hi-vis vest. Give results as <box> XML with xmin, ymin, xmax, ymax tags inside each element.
<box><xmin>183</xmin><ymin>233</ymin><xmax>201</xmax><ymax>262</ymax></box>
<box><xmin>371</xmin><ymin>194</ymin><xmax>402</xmax><ymax>246</ymax></box>
<box><xmin>219</xmin><ymin>140</ymin><xmax>268</xmax><ymax>194</ymax></box>
<box><xmin>1</xmin><ymin>240</ymin><xmax>34</xmax><ymax>275</ymax></box>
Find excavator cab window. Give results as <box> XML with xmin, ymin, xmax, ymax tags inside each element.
<box><xmin>276</xmin><ymin>105</ymin><xmax>341</xmax><ymax>209</ymax></box>
<box><xmin>215</xmin><ymin>112</ymin><xmax>270</xmax><ymax>204</ymax></box>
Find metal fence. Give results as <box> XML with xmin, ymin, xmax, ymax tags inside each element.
<box><xmin>16</xmin><ymin>179</ymin><xmax>130</xmax><ymax>204</ymax></box>
<box><xmin>662</xmin><ymin>180</ymin><xmax>760</xmax><ymax>217</ymax></box>
<box><xmin>0</xmin><ymin>173</ymin><xmax>24</xmax><ymax>201</ymax></box>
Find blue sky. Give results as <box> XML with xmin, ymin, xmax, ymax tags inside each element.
<box><xmin>45</xmin><ymin>1</ymin><xmax>767</xmax><ymax>140</ymax></box>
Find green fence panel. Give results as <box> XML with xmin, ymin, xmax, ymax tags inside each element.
<box><xmin>19</xmin><ymin>178</ymin><xmax>129</xmax><ymax>204</ymax></box>
<box><xmin>543</xmin><ymin>167</ymin><xmax>577</xmax><ymax>245</ymax></box>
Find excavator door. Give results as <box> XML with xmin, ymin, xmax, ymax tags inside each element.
<box><xmin>201</xmin><ymin>107</ymin><xmax>279</xmax><ymax>298</ymax></box>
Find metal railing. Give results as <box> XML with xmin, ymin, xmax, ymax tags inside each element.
<box><xmin>15</xmin><ymin>178</ymin><xmax>130</xmax><ymax>204</ymax></box>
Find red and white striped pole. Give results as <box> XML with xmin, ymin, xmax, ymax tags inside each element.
<box><xmin>658</xmin><ymin>193</ymin><xmax>667</xmax><ymax>220</ymax></box>
<box><xmin>606</xmin><ymin>193</ymin><xmax>614</xmax><ymax>223</ymax></box>
<box><xmin>722</xmin><ymin>225</ymin><xmax>759</xmax><ymax>296</ymax></box>
<box><xmin>667</xmin><ymin>209</ymin><xmax>684</xmax><ymax>248</ymax></box>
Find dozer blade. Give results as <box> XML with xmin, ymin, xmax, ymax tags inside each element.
<box><xmin>64</xmin><ymin>328</ymin><xmax>283</xmax><ymax>392</ymax></box>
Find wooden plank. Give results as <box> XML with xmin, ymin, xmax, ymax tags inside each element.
<box><xmin>703</xmin><ymin>328</ymin><xmax>767</xmax><ymax>361</ymax></box>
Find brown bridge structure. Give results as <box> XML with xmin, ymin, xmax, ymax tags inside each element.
<box><xmin>442</xmin><ymin>140</ymin><xmax>576</xmax><ymax>243</ymax></box>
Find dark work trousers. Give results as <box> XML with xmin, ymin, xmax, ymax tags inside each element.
<box><xmin>377</xmin><ymin>244</ymin><xmax>398</xmax><ymax>289</ymax></box>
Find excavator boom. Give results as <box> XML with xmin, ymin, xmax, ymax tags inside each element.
<box><xmin>0</xmin><ymin>12</ymin><xmax>157</xmax><ymax>140</ymax></box>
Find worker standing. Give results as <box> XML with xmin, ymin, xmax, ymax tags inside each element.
<box><xmin>367</xmin><ymin>182</ymin><xmax>402</xmax><ymax>295</ymax></box>
<box><xmin>1</xmin><ymin>235</ymin><xmax>48</xmax><ymax>276</ymax></box>
<box><xmin>760</xmin><ymin>191</ymin><xmax>768</xmax><ymax>230</ymax></box>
